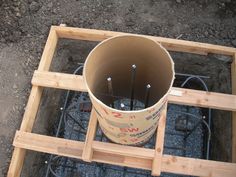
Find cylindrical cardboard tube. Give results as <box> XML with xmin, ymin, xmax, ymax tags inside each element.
<box><xmin>83</xmin><ymin>35</ymin><xmax>174</xmax><ymax>145</ymax></box>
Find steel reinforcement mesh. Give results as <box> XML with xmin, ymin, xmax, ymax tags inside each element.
<box><xmin>43</xmin><ymin>65</ymin><xmax>210</xmax><ymax>177</ymax></box>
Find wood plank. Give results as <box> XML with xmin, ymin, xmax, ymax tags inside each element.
<box><xmin>161</xmin><ymin>155</ymin><xmax>236</xmax><ymax>177</ymax></box>
<box><xmin>232</xmin><ymin>53</ymin><xmax>236</xmax><ymax>163</ymax></box>
<box><xmin>32</xmin><ymin>70</ymin><xmax>87</xmax><ymax>92</ymax></box>
<box><xmin>93</xmin><ymin>151</ymin><xmax>152</xmax><ymax>170</ymax></box>
<box><xmin>38</xmin><ymin>27</ymin><xmax>58</xmax><ymax>71</ymax></box>
<box><xmin>82</xmin><ymin>109</ymin><xmax>98</xmax><ymax>162</ymax></box>
<box><xmin>13</xmin><ymin>131</ymin><xmax>83</xmax><ymax>158</ymax></box>
<box><xmin>7</xmin><ymin>27</ymin><xmax>59</xmax><ymax>177</ymax></box>
<box><xmin>8</xmin><ymin>86</ymin><xmax>43</xmax><ymax>177</ymax></box>
<box><xmin>152</xmin><ymin>109</ymin><xmax>167</xmax><ymax>176</ymax></box>
<box><xmin>13</xmin><ymin>131</ymin><xmax>236</xmax><ymax>177</ymax></box>
<box><xmin>7</xmin><ymin>148</ymin><xmax>26</xmax><ymax>177</ymax></box>
<box><xmin>92</xmin><ymin>141</ymin><xmax>153</xmax><ymax>159</ymax></box>
<box><xmin>169</xmin><ymin>87</ymin><xmax>236</xmax><ymax>111</ymax></box>
<box><xmin>54</xmin><ymin>26</ymin><xmax>236</xmax><ymax>56</ymax></box>
<box><xmin>32</xmin><ymin>71</ymin><xmax>236</xmax><ymax>111</ymax></box>
<box><xmin>19</xmin><ymin>86</ymin><xmax>43</xmax><ymax>132</ymax></box>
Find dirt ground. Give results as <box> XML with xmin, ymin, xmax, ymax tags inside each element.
<box><xmin>0</xmin><ymin>0</ymin><xmax>236</xmax><ymax>177</ymax></box>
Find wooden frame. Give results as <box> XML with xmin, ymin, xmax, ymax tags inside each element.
<box><xmin>7</xmin><ymin>26</ymin><xmax>236</xmax><ymax>177</ymax></box>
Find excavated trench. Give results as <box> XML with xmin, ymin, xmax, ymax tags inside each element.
<box><xmin>21</xmin><ymin>40</ymin><xmax>232</xmax><ymax>177</ymax></box>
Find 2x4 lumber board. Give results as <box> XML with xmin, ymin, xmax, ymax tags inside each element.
<box><xmin>38</xmin><ymin>27</ymin><xmax>58</xmax><ymax>71</ymax></box>
<box><xmin>53</xmin><ymin>26</ymin><xmax>236</xmax><ymax>56</ymax></box>
<box><xmin>93</xmin><ymin>151</ymin><xmax>152</xmax><ymax>170</ymax></box>
<box><xmin>8</xmin><ymin>85</ymin><xmax>43</xmax><ymax>177</ymax></box>
<box><xmin>91</xmin><ymin>142</ymin><xmax>236</xmax><ymax>177</ymax></box>
<box><xmin>32</xmin><ymin>70</ymin><xmax>87</xmax><ymax>92</ymax></box>
<box><xmin>232</xmin><ymin>53</ymin><xmax>236</xmax><ymax>163</ymax></box>
<box><xmin>92</xmin><ymin>141</ymin><xmax>153</xmax><ymax>160</ymax></box>
<box><xmin>82</xmin><ymin>109</ymin><xmax>98</xmax><ymax>162</ymax></box>
<box><xmin>19</xmin><ymin>86</ymin><xmax>43</xmax><ymax>132</ymax></box>
<box><xmin>13</xmin><ymin>131</ymin><xmax>236</xmax><ymax>177</ymax></box>
<box><xmin>7</xmin><ymin>148</ymin><xmax>26</xmax><ymax>177</ymax></box>
<box><xmin>18</xmin><ymin>27</ymin><xmax>58</xmax><ymax>132</ymax></box>
<box><xmin>169</xmin><ymin>87</ymin><xmax>236</xmax><ymax>111</ymax></box>
<box><xmin>13</xmin><ymin>131</ymin><xmax>83</xmax><ymax>159</ymax></box>
<box><xmin>7</xmin><ymin>27</ymin><xmax>58</xmax><ymax>177</ymax></box>
<box><xmin>152</xmin><ymin>110</ymin><xmax>167</xmax><ymax>176</ymax></box>
<box><xmin>32</xmin><ymin>71</ymin><xmax>236</xmax><ymax>111</ymax></box>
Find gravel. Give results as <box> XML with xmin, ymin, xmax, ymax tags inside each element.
<box><xmin>231</xmin><ymin>39</ymin><xmax>236</xmax><ymax>47</ymax></box>
<box><xmin>48</xmin><ymin>91</ymin><xmax>204</xmax><ymax>177</ymax></box>
<box><xmin>29</xmin><ymin>1</ymin><xmax>41</xmax><ymax>12</ymax></box>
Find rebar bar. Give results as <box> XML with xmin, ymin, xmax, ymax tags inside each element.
<box><xmin>130</xmin><ymin>64</ymin><xmax>136</xmax><ymax>110</ymax></box>
<box><xmin>144</xmin><ymin>84</ymin><xmax>151</xmax><ymax>108</ymax></box>
<box><xmin>45</xmin><ymin>65</ymin><xmax>84</xmax><ymax>177</ymax></box>
<box><xmin>180</xmin><ymin>75</ymin><xmax>211</xmax><ymax>159</ymax></box>
<box><xmin>107</xmin><ymin>77</ymin><xmax>115</xmax><ymax>108</ymax></box>
<box><xmin>120</xmin><ymin>103</ymin><xmax>125</xmax><ymax>110</ymax></box>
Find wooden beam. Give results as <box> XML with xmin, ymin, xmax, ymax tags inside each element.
<box><xmin>152</xmin><ymin>109</ymin><xmax>167</xmax><ymax>176</ymax></box>
<box><xmin>7</xmin><ymin>27</ymin><xmax>58</xmax><ymax>177</ymax></box>
<box><xmin>82</xmin><ymin>109</ymin><xmax>98</xmax><ymax>162</ymax></box>
<box><xmin>13</xmin><ymin>131</ymin><xmax>83</xmax><ymax>158</ymax></box>
<box><xmin>13</xmin><ymin>131</ymin><xmax>236</xmax><ymax>177</ymax></box>
<box><xmin>169</xmin><ymin>87</ymin><xmax>236</xmax><ymax>111</ymax></box>
<box><xmin>32</xmin><ymin>71</ymin><xmax>236</xmax><ymax>111</ymax></box>
<box><xmin>8</xmin><ymin>87</ymin><xmax>43</xmax><ymax>177</ymax></box>
<box><xmin>7</xmin><ymin>148</ymin><xmax>26</xmax><ymax>177</ymax></box>
<box><xmin>93</xmin><ymin>150</ymin><xmax>152</xmax><ymax>170</ymax></box>
<box><xmin>161</xmin><ymin>155</ymin><xmax>236</xmax><ymax>177</ymax></box>
<box><xmin>32</xmin><ymin>70</ymin><xmax>87</xmax><ymax>92</ymax></box>
<box><xmin>232</xmin><ymin>53</ymin><xmax>236</xmax><ymax>163</ymax></box>
<box><xmin>53</xmin><ymin>26</ymin><xmax>236</xmax><ymax>56</ymax></box>
<box><xmin>38</xmin><ymin>27</ymin><xmax>58</xmax><ymax>71</ymax></box>
<box><xmin>93</xmin><ymin>142</ymin><xmax>236</xmax><ymax>177</ymax></box>
<box><xmin>19</xmin><ymin>87</ymin><xmax>43</xmax><ymax>132</ymax></box>
<box><xmin>92</xmin><ymin>141</ymin><xmax>153</xmax><ymax>160</ymax></box>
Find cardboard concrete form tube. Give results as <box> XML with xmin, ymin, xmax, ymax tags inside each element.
<box><xmin>83</xmin><ymin>35</ymin><xmax>174</xmax><ymax>145</ymax></box>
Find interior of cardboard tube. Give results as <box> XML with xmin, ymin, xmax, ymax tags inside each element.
<box><xmin>84</xmin><ymin>35</ymin><xmax>174</xmax><ymax>108</ymax></box>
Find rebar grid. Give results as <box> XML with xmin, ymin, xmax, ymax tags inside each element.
<box><xmin>44</xmin><ymin>65</ymin><xmax>211</xmax><ymax>177</ymax></box>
